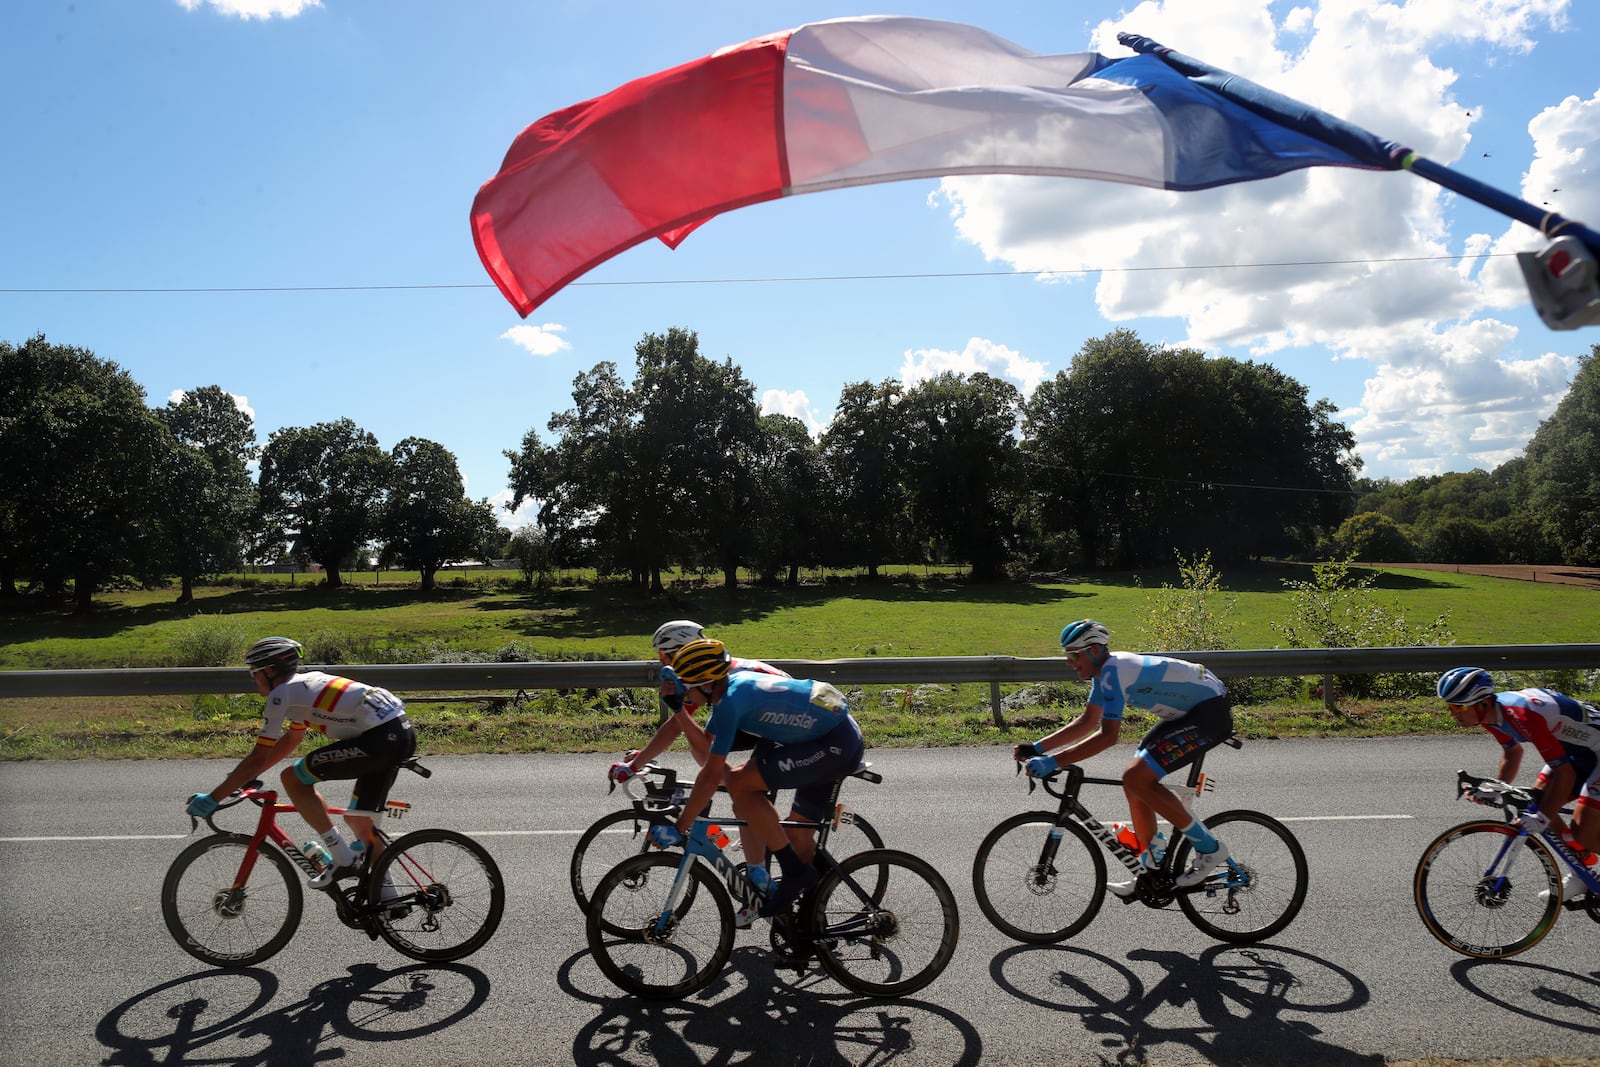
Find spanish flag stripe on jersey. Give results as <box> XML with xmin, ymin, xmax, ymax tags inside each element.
<box><xmin>313</xmin><ymin>677</ymin><xmax>352</xmax><ymax>712</ymax></box>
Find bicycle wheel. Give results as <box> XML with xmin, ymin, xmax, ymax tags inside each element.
<box><xmin>808</xmin><ymin>848</ymin><xmax>960</xmax><ymax>997</ymax></box>
<box><xmin>1168</xmin><ymin>809</ymin><xmax>1308</xmax><ymax>943</ymax></box>
<box><xmin>586</xmin><ymin>851</ymin><xmax>734</xmax><ymax>1000</ymax></box>
<box><xmin>1413</xmin><ymin>820</ymin><xmax>1563</xmax><ymax>958</ymax></box>
<box><xmin>571</xmin><ymin>808</ymin><xmax>654</xmax><ymax>913</ymax></box>
<box><xmin>368</xmin><ymin>828</ymin><xmax>506</xmax><ymax>962</ymax></box>
<box><xmin>161</xmin><ymin>833</ymin><xmax>303</xmax><ymax>967</ymax></box>
<box><xmin>972</xmin><ymin>813</ymin><xmax>1106</xmax><ymax>943</ymax></box>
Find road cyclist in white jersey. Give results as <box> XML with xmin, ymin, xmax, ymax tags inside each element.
<box><xmin>606</xmin><ymin>619</ymin><xmax>790</xmax><ymax>870</ymax></box>
<box><xmin>184</xmin><ymin>636</ymin><xmax>416</xmax><ymax>894</ymax></box>
<box><xmin>1014</xmin><ymin>619</ymin><xmax>1236</xmax><ymax>898</ymax></box>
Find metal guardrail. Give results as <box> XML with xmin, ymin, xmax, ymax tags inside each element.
<box><xmin>3</xmin><ymin>643</ymin><xmax>1595</xmax><ymax>704</ymax></box>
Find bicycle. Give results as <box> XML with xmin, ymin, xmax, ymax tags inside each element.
<box><xmin>584</xmin><ymin>772</ymin><xmax>959</xmax><ymax>999</ymax></box>
<box><xmin>1412</xmin><ymin>769</ymin><xmax>1600</xmax><ymax>958</ymax></box>
<box><xmin>570</xmin><ymin>758</ymin><xmax>886</xmax><ymax>920</ymax></box>
<box><xmin>972</xmin><ymin>737</ymin><xmax>1308</xmax><ymax>944</ymax></box>
<box><xmin>161</xmin><ymin>758</ymin><xmax>506</xmax><ymax>967</ymax></box>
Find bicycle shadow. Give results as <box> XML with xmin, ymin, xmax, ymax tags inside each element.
<box><xmin>1448</xmin><ymin>958</ymin><xmax>1600</xmax><ymax>1032</ymax></box>
<box><xmin>558</xmin><ymin>946</ymin><xmax>984</xmax><ymax>1065</ymax></box>
<box><xmin>96</xmin><ymin>961</ymin><xmax>492</xmax><ymax>1066</ymax></box>
<box><xmin>989</xmin><ymin>941</ymin><xmax>1379</xmax><ymax>1067</ymax></box>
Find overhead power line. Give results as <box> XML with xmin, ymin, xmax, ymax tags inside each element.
<box><xmin>0</xmin><ymin>251</ymin><xmax>1516</xmax><ymax>296</ymax></box>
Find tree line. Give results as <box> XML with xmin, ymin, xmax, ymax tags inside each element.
<box><xmin>4</xmin><ymin>330</ymin><xmax>1594</xmax><ymax>610</ymax></box>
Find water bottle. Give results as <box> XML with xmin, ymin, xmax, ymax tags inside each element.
<box><xmin>302</xmin><ymin>840</ymin><xmax>332</xmax><ymax>874</ymax></box>
<box><xmin>1110</xmin><ymin>822</ymin><xmax>1141</xmax><ymax>852</ymax></box>
<box><xmin>705</xmin><ymin>823</ymin><xmax>731</xmax><ymax>850</ymax></box>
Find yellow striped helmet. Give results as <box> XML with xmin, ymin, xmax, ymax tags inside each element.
<box><xmin>671</xmin><ymin>638</ymin><xmax>732</xmax><ymax>686</ymax></box>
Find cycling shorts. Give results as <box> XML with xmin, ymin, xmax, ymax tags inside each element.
<box><xmin>1134</xmin><ymin>695</ymin><xmax>1234</xmax><ymax>778</ymax></box>
<box><xmin>296</xmin><ymin>716</ymin><xmax>417</xmax><ymax>814</ymax></box>
<box><xmin>753</xmin><ymin>717</ymin><xmax>865</xmax><ymax>821</ymax></box>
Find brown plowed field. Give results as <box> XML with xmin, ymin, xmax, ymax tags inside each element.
<box><xmin>1358</xmin><ymin>562</ymin><xmax>1600</xmax><ymax>589</ymax></box>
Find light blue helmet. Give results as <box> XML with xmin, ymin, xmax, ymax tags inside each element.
<box><xmin>1438</xmin><ymin>666</ymin><xmax>1494</xmax><ymax>704</ymax></box>
<box><xmin>1058</xmin><ymin>620</ymin><xmax>1110</xmax><ymax>654</ymax></box>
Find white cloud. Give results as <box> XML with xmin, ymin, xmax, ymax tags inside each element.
<box><xmin>761</xmin><ymin>389</ymin><xmax>826</xmax><ymax>436</ymax></box>
<box><xmin>500</xmin><ymin>323</ymin><xmax>571</xmax><ymax>357</ymax></box>
<box><xmin>177</xmin><ymin>0</ymin><xmax>321</xmax><ymax>19</ymax></box>
<box><xmin>931</xmin><ymin>0</ymin><xmax>1576</xmax><ymax>475</ymax></box>
<box><xmin>487</xmin><ymin>488</ymin><xmax>541</xmax><ymax>529</ymax></box>
<box><xmin>165</xmin><ymin>387</ymin><xmax>257</xmax><ymax>424</ymax></box>
<box><xmin>900</xmin><ymin>337</ymin><xmax>1049</xmax><ymax>396</ymax></box>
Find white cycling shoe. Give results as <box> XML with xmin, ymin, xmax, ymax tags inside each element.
<box><xmin>1537</xmin><ymin>870</ymin><xmax>1584</xmax><ymax>904</ymax></box>
<box><xmin>1174</xmin><ymin>839</ymin><xmax>1230</xmax><ymax>888</ymax></box>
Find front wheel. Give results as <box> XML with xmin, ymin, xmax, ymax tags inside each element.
<box><xmin>161</xmin><ymin>833</ymin><xmax>303</xmax><ymax>967</ymax></box>
<box><xmin>1168</xmin><ymin>809</ymin><xmax>1308</xmax><ymax>943</ymax></box>
<box><xmin>586</xmin><ymin>852</ymin><xmax>734</xmax><ymax>1000</ymax></box>
<box><xmin>1413</xmin><ymin>820</ymin><xmax>1563</xmax><ymax>958</ymax></box>
<box><xmin>972</xmin><ymin>813</ymin><xmax>1106</xmax><ymax>943</ymax></box>
<box><xmin>369</xmin><ymin>828</ymin><xmax>506</xmax><ymax>962</ymax></box>
<box><xmin>808</xmin><ymin>848</ymin><xmax>959</xmax><ymax>997</ymax></box>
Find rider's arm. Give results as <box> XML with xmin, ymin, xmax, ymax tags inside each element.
<box><xmin>674</xmin><ymin>709</ymin><xmax>712</xmax><ymax>766</ymax></box>
<box><xmin>1042</xmin><ymin>704</ymin><xmax>1122</xmax><ymax>765</ymax></box>
<box><xmin>1495</xmin><ymin>743</ymin><xmax>1523</xmax><ymax>783</ymax></box>
<box><xmin>210</xmin><ymin>728</ymin><xmax>305</xmax><ymax>800</ymax></box>
<box><xmin>674</xmin><ymin>752</ymin><xmax>727</xmax><ymax>836</ymax></box>
<box><xmin>626</xmin><ymin>716</ymin><xmax>686</xmax><ymax>771</ymax></box>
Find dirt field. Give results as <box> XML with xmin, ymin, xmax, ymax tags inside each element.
<box><xmin>1359</xmin><ymin>562</ymin><xmax>1600</xmax><ymax>589</ymax></box>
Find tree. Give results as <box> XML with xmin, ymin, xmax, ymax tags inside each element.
<box><xmin>1516</xmin><ymin>345</ymin><xmax>1600</xmax><ymax>564</ymax></box>
<box><xmin>1330</xmin><ymin>512</ymin><xmax>1414</xmax><ymax>562</ymax></box>
<box><xmin>257</xmin><ymin>418</ymin><xmax>391</xmax><ymax>588</ymax></box>
<box><xmin>383</xmin><ymin>437</ymin><xmax>501</xmax><ymax>591</ymax></box>
<box><xmin>748</xmin><ymin>414</ymin><xmax>828</xmax><ymax>585</ymax></box>
<box><xmin>0</xmin><ymin>335</ymin><xmax>170</xmax><ymax>610</ymax></box>
<box><xmin>155</xmin><ymin>386</ymin><xmax>258</xmax><ymax>602</ymax></box>
<box><xmin>507</xmin><ymin>523</ymin><xmax>557</xmax><ymax>588</ymax></box>
<box><xmin>819</xmin><ymin>379</ymin><xmax>912</xmax><ymax>578</ymax></box>
<box><xmin>899</xmin><ymin>371</ymin><xmax>1022</xmax><ymax>581</ymax></box>
<box><xmin>1421</xmin><ymin>517</ymin><xmax>1501</xmax><ymax>564</ymax></box>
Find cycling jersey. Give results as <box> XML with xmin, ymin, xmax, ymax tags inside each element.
<box><xmin>1090</xmin><ymin>651</ymin><xmax>1228</xmax><ymax>722</ymax></box>
<box><xmin>258</xmin><ymin>670</ymin><xmax>407</xmax><ymax>744</ymax></box>
<box><xmin>704</xmin><ymin>673</ymin><xmax>853</xmax><ymax>757</ymax></box>
<box><xmin>1484</xmin><ymin>688</ymin><xmax>1600</xmax><ymax>765</ymax></box>
<box><xmin>682</xmin><ymin>656</ymin><xmax>789</xmax><ymax>713</ymax></box>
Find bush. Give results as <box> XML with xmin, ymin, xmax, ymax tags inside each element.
<box><xmin>167</xmin><ymin>615</ymin><xmax>250</xmax><ymax>667</ymax></box>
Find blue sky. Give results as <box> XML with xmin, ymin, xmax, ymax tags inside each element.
<box><xmin>4</xmin><ymin>0</ymin><xmax>1596</xmax><ymax>529</ymax></box>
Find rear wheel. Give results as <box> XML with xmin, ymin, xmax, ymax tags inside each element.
<box><xmin>809</xmin><ymin>848</ymin><xmax>959</xmax><ymax>997</ymax></box>
<box><xmin>1169</xmin><ymin>810</ymin><xmax>1308</xmax><ymax>943</ymax></box>
<box><xmin>1414</xmin><ymin>820</ymin><xmax>1562</xmax><ymax>958</ymax></box>
<box><xmin>161</xmin><ymin>833</ymin><xmax>303</xmax><ymax>967</ymax></box>
<box><xmin>586</xmin><ymin>852</ymin><xmax>734</xmax><ymax>1000</ymax></box>
<box><xmin>972</xmin><ymin>813</ymin><xmax>1106</xmax><ymax>943</ymax></box>
<box><xmin>369</xmin><ymin>828</ymin><xmax>505</xmax><ymax>962</ymax></box>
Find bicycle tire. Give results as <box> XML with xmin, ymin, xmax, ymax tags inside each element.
<box><xmin>808</xmin><ymin>848</ymin><xmax>960</xmax><ymax>997</ymax></box>
<box><xmin>586</xmin><ymin>851</ymin><xmax>734</xmax><ymax>1000</ymax></box>
<box><xmin>161</xmin><ymin>832</ymin><xmax>303</xmax><ymax>967</ymax></box>
<box><xmin>368</xmin><ymin>828</ymin><xmax>506</xmax><ymax>962</ymax></box>
<box><xmin>972</xmin><ymin>812</ymin><xmax>1106</xmax><ymax>943</ymax></box>
<box><xmin>1168</xmin><ymin>809</ymin><xmax>1308</xmax><ymax>943</ymax></box>
<box><xmin>1413</xmin><ymin>820</ymin><xmax>1563</xmax><ymax>958</ymax></box>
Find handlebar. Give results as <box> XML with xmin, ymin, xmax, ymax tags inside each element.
<box><xmin>1456</xmin><ymin>770</ymin><xmax>1536</xmax><ymax>814</ymax></box>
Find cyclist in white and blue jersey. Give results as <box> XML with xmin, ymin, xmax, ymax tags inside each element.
<box><xmin>649</xmin><ymin>638</ymin><xmax>864</xmax><ymax>921</ymax></box>
<box><xmin>1014</xmin><ymin>619</ymin><xmax>1235</xmax><ymax>897</ymax></box>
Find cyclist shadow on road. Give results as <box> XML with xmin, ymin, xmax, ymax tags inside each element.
<box><xmin>1448</xmin><ymin>957</ymin><xmax>1600</xmax><ymax>1034</ymax></box>
<box><xmin>990</xmin><ymin>941</ymin><xmax>1380</xmax><ymax>1067</ymax></box>
<box><xmin>561</xmin><ymin>945</ymin><xmax>984</xmax><ymax>1066</ymax></box>
<box><xmin>96</xmin><ymin>961</ymin><xmax>492</xmax><ymax>1066</ymax></box>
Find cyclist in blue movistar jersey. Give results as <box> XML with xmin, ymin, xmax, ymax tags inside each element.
<box><xmin>650</xmin><ymin>637</ymin><xmax>864</xmax><ymax>921</ymax></box>
<box><xmin>1014</xmin><ymin>620</ymin><xmax>1235</xmax><ymax>897</ymax></box>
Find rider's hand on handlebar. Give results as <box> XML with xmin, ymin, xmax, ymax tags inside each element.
<box><xmin>1465</xmin><ymin>782</ymin><xmax>1504</xmax><ymax>805</ymax></box>
<box><xmin>1024</xmin><ymin>755</ymin><xmax>1059</xmax><ymax>779</ymax></box>
<box><xmin>1013</xmin><ymin>740</ymin><xmax>1043</xmax><ymax>761</ymax></box>
<box><xmin>608</xmin><ymin>761</ymin><xmax>637</xmax><ymax>785</ymax></box>
<box><xmin>648</xmin><ymin>824</ymin><xmax>683</xmax><ymax>849</ymax></box>
<box><xmin>185</xmin><ymin>793</ymin><xmax>219</xmax><ymax>818</ymax></box>
<box><xmin>1515</xmin><ymin>809</ymin><xmax>1549</xmax><ymax>835</ymax></box>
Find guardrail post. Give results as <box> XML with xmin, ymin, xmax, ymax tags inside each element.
<box><xmin>990</xmin><ymin>679</ymin><xmax>1005</xmax><ymax>728</ymax></box>
<box><xmin>1323</xmin><ymin>674</ymin><xmax>1337</xmax><ymax>713</ymax></box>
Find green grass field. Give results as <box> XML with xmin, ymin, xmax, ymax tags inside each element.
<box><xmin>1</xmin><ymin>561</ymin><xmax>1594</xmax><ymax>760</ymax></box>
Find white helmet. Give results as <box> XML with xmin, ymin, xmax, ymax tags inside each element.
<box><xmin>652</xmin><ymin>619</ymin><xmax>705</xmax><ymax>654</ymax></box>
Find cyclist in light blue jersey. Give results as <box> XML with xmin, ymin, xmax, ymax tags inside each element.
<box><xmin>1014</xmin><ymin>619</ymin><xmax>1235</xmax><ymax>897</ymax></box>
<box><xmin>650</xmin><ymin>638</ymin><xmax>864</xmax><ymax>921</ymax></box>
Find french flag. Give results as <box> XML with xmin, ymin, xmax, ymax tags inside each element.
<box><xmin>471</xmin><ymin>16</ymin><xmax>1399</xmax><ymax>317</ymax></box>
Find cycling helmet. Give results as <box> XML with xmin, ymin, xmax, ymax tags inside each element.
<box><xmin>1059</xmin><ymin>620</ymin><xmax>1110</xmax><ymax>654</ymax></box>
<box><xmin>1438</xmin><ymin>666</ymin><xmax>1495</xmax><ymax>705</ymax></box>
<box><xmin>245</xmin><ymin>636</ymin><xmax>302</xmax><ymax>674</ymax></box>
<box><xmin>671</xmin><ymin>638</ymin><xmax>732</xmax><ymax>687</ymax></box>
<box><xmin>652</xmin><ymin>619</ymin><xmax>705</xmax><ymax>654</ymax></box>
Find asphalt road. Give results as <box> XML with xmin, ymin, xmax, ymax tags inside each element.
<box><xmin>1</xmin><ymin>737</ymin><xmax>1596</xmax><ymax>1066</ymax></box>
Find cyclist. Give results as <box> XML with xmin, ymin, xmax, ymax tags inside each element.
<box><xmin>649</xmin><ymin>637</ymin><xmax>863</xmax><ymax>923</ymax></box>
<box><xmin>184</xmin><ymin>637</ymin><xmax>416</xmax><ymax>889</ymax></box>
<box><xmin>1014</xmin><ymin>620</ymin><xmax>1235</xmax><ymax>897</ymax></box>
<box><xmin>1438</xmin><ymin>666</ymin><xmax>1600</xmax><ymax>900</ymax></box>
